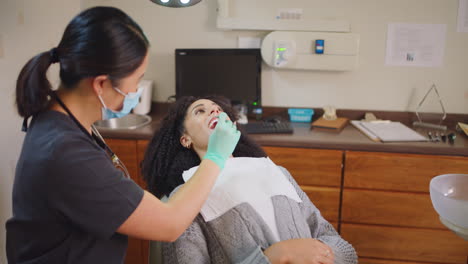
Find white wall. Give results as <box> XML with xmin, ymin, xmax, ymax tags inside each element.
<box><xmin>0</xmin><ymin>1</ymin><xmax>81</xmax><ymax>263</ymax></box>
<box><xmin>0</xmin><ymin>0</ymin><xmax>466</xmax><ymax>262</ymax></box>
<box><xmin>83</xmin><ymin>0</ymin><xmax>468</xmax><ymax>114</ymax></box>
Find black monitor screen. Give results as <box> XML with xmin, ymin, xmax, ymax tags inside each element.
<box><xmin>175</xmin><ymin>49</ymin><xmax>261</xmax><ymax>109</ymax></box>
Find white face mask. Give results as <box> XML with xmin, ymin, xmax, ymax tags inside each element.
<box><xmin>97</xmin><ymin>86</ymin><xmax>144</xmax><ymax>119</ymax></box>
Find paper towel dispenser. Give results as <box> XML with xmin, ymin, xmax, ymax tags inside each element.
<box><xmin>133</xmin><ymin>80</ymin><xmax>153</xmax><ymax>115</ymax></box>
<box><xmin>261</xmin><ymin>31</ymin><xmax>360</xmax><ymax>71</ymax></box>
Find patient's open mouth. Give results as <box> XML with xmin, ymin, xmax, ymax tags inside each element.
<box><xmin>209</xmin><ymin>118</ymin><xmax>218</xmax><ymax>130</ymax></box>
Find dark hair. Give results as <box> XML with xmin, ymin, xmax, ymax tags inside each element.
<box><xmin>141</xmin><ymin>96</ymin><xmax>267</xmax><ymax>198</ymax></box>
<box><xmin>15</xmin><ymin>6</ymin><xmax>150</xmax><ymax>118</ymax></box>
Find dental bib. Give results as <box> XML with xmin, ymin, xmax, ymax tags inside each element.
<box><xmin>182</xmin><ymin>157</ymin><xmax>302</xmax><ymax>241</ymax></box>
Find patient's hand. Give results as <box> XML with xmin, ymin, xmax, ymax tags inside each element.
<box><xmin>263</xmin><ymin>238</ymin><xmax>334</xmax><ymax>264</ymax></box>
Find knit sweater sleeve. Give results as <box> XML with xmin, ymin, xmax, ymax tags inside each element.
<box><xmin>162</xmin><ymin>214</ymin><xmax>271</xmax><ymax>264</ymax></box>
<box><xmin>161</xmin><ymin>216</ymin><xmax>211</xmax><ymax>264</ymax></box>
<box><xmin>278</xmin><ymin>166</ymin><xmax>358</xmax><ymax>264</ymax></box>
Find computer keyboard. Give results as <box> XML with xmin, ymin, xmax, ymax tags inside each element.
<box><xmin>239</xmin><ymin>121</ymin><xmax>294</xmax><ymax>134</ymax></box>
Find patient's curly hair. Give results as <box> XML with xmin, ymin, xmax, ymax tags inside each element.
<box><xmin>141</xmin><ymin>95</ymin><xmax>267</xmax><ymax>198</ymax></box>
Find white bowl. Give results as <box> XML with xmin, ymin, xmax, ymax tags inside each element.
<box><xmin>430</xmin><ymin>174</ymin><xmax>468</xmax><ymax>239</ymax></box>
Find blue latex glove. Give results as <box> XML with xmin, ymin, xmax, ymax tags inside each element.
<box><xmin>203</xmin><ymin>112</ymin><xmax>241</xmax><ymax>169</ymax></box>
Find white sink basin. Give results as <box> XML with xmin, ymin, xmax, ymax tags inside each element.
<box><xmin>430</xmin><ymin>174</ymin><xmax>468</xmax><ymax>240</ymax></box>
<box><xmin>93</xmin><ymin>114</ymin><xmax>152</xmax><ymax>130</ymax></box>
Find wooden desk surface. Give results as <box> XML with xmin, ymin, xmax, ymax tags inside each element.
<box><xmin>99</xmin><ymin>109</ymin><xmax>468</xmax><ymax>157</ymax></box>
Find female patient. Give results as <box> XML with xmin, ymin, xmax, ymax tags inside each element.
<box><xmin>142</xmin><ymin>96</ymin><xmax>357</xmax><ymax>264</ymax></box>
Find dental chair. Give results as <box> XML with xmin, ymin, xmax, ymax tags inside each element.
<box><xmin>148</xmin><ymin>241</ymin><xmax>163</xmax><ymax>264</ymax></box>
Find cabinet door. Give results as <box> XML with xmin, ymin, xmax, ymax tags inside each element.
<box><xmin>342</xmin><ymin>151</ymin><xmax>468</xmax><ymax>263</ymax></box>
<box><xmin>264</xmin><ymin>147</ymin><xmax>343</xmax><ymax>225</ymax></box>
<box><xmin>264</xmin><ymin>147</ymin><xmax>343</xmax><ymax>187</ymax></box>
<box><xmin>342</xmin><ymin>189</ymin><xmax>444</xmax><ymax>229</ymax></box>
<box><xmin>301</xmin><ymin>186</ymin><xmax>340</xmax><ymax>226</ymax></box>
<box><xmin>343</xmin><ymin>151</ymin><xmax>468</xmax><ymax>229</ymax></box>
<box><xmin>137</xmin><ymin>140</ymin><xmax>150</xmax><ymax>189</ymax></box>
<box><xmin>105</xmin><ymin>139</ymin><xmax>149</xmax><ymax>264</ymax></box>
<box><xmin>136</xmin><ymin>140</ymin><xmax>151</xmax><ymax>262</ymax></box>
<box><xmin>358</xmin><ymin>257</ymin><xmax>451</xmax><ymax>264</ymax></box>
<box><xmin>341</xmin><ymin>223</ymin><xmax>468</xmax><ymax>264</ymax></box>
<box><xmin>106</xmin><ymin>139</ymin><xmax>138</xmax><ymax>183</ymax></box>
<box><xmin>344</xmin><ymin>151</ymin><xmax>468</xmax><ymax>192</ymax></box>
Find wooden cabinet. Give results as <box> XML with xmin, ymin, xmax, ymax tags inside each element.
<box><xmin>264</xmin><ymin>146</ymin><xmax>343</xmax><ymax>187</ymax></box>
<box><xmin>341</xmin><ymin>151</ymin><xmax>468</xmax><ymax>264</ymax></box>
<box><xmin>104</xmin><ymin>139</ymin><xmax>468</xmax><ymax>264</ymax></box>
<box><xmin>358</xmin><ymin>258</ymin><xmax>434</xmax><ymax>264</ymax></box>
<box><xmin>343</xmin><ymin>151</ymin><xmax>468</xmax><ymax>192</ymax></box>
<box><xmin>264</xmin><ymin>146</ymin><xmax>343</xmax><ymax>228</ymax></box>
<box><xmin>105</xmin><ymin>139</ymin><xmax>150</xmax><ymax>264</ymax></box>
<box><xmin>106</xmin><ymin>139</ymin><xmax>139</xmax><ymax>180</ymax></box>
<box><xmin>108</xmin><ymin>143</ymin><xmax>343</xmax><ymax>262</ymax></box>
<box><xmin>341</xmin><ymin>223</ymin><xmax>468</xmax><ymax>264</ymax></box>
<box><xmin>136</xmin><ymin>140</ymin><xmax>150</xmax><ymax>189</ymax></box>
<box><xmin>342</xmin><ymin>188</ymin><xmax>444</xmax><ymax>229</ymax></box>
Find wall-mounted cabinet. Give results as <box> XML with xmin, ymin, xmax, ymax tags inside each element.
<box><xmin>216</xmin><ymin>0</ymin><xmax>350</xmax><ymax>32</ymax></box>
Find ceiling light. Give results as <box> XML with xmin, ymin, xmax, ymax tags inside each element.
<box><xmin>150</xmin><ymin>0</ymin><xmax>201</xmax><ymax>8</ymax></box>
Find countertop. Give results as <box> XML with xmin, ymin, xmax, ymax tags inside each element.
<box><xmin>99</xmin><ymin>104</ymin><xmax>468</xmax><ymax>157</ymax></box>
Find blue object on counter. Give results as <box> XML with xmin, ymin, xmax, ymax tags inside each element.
<box><xmin>288</xmin><ymin>108</ymin><xmax>314</xmax><ymax>123</ymax></box>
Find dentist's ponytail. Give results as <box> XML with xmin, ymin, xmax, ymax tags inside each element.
<box><xmin>15</xmin><ymin>49</ymin><xmax>56</xmax><ymax>118</ymax></box>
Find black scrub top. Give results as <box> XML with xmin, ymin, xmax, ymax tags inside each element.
<box><xmin>6</xmin><ymin>111</ymin><xmax>144</xmax><ymax>264</ymax></box>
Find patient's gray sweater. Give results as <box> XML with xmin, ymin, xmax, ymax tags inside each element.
<box><xmin>162</xmin><ymin>167</ymin><xmax>357</xmax><ymax>264</ymax></box>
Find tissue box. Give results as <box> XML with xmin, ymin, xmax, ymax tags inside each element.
<box><xmin>288</xmin><ymin>108</ymin><xmax>314</xmax><ymax>123</ymax></box>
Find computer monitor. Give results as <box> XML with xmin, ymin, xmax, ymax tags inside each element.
<box><xmin>175</xmin><ymin>48</ymin><xmax>262</xmax><ymax>117</ymax></box>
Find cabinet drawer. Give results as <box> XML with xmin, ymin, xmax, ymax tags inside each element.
<box><xmin>136</xmin><ymin>140</ymin><xmax>151</xmax><ymax>264</ymax></box>
<box><xmin>301</xmin><ymin>186</ymin><xmax>340</xmax><ymax>223</ymax></box>
<box><xmin>264</xmin><ymin>147</ymin><xmax>343</xmax><ymax>187</ymax></box>
<box><xmin>125</xmin><ymin>238</ymin><xmax>149</xmax><ymax>264</ymax></box>
<box><xmin>341</xmin><ymin>223</ymin><xmax>468</xmax><ymax>264</ymax></box>
<box><xmin>106</xmin><ymin>139</ymin><xmax>139</xmax><ymax>183</ymax></box>
<box><xmin>137</xmin><ymin>140</ymin><xmax>150</xmax><ymax>189</ymax></box>
<box><xmin>330</xmin><ymin>222</ymin><xmax>338</xmax><ymax>231</ymax></box>
<box><xmin>341</xmin><ymin>189</ymin><xmax>444</xmax><ymax>229</ymax></box>
<box><xmin>358</xmin><ymin>258</ymin><xmax>434</xmax><ymax>264</ymax></box>
<box><xmin>344</xmin><ymin>151</ymin><xmax>468</xmax><ymax>192</ymax></box>
<box><xmin>106</xmin><ymin>139</ymin><xmax>149</xmax><ymax>264</ymax></box>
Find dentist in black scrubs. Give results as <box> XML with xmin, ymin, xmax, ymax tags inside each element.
<box><xmin>6</xmin><ymin>6</ymin><xmax>240</xmax><ymax>264</ymax></box>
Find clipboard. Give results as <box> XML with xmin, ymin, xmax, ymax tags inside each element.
<box><xmin>351</xmin><ymin>120</ymin><xmax>381</xmax><ymax>142</ymax></box>
<box><xmin>351</xmin><ymin>120</ymin><xmax>428</xmax><ymax>142</ymax></box>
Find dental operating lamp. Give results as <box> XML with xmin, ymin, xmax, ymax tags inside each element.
<box><xmin>150</xmin><ymin>0</ymin><xmax>202</xmax><ymax>8</ymax></box>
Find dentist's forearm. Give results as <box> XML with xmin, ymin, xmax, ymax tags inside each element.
<box><xmin>165</xmin><ymin>159</ymin><xmax>220</xmax><ymax>234</ymax></box>
<box><xmin>116</xmin><ymin>159</ymin><xmax>220</xmax><ymax>241</ymax></box>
